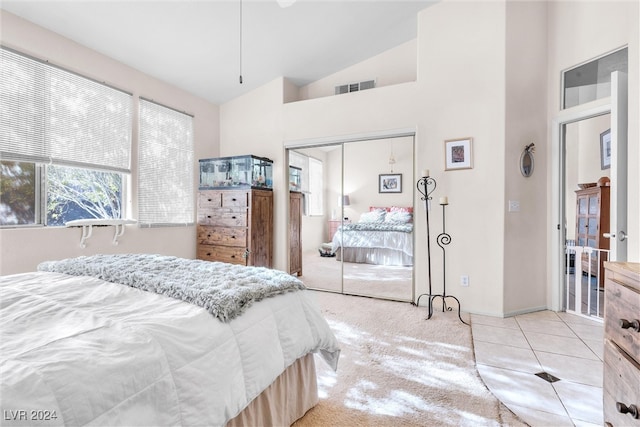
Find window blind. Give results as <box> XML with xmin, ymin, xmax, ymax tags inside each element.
<box><xmin>138</xmin><ymin>98</ymin><xmax>194</xmax><ymax>226</ymax></box>
<box><xmin>0</xmin><ymin>46</ymin><xmax>132</xmax><ymax>173</ymax></box>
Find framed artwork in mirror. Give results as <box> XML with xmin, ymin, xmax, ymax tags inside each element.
<box><xmin>379</xmin><ymin>173</ymin><xmax>402</xmax><ymax>193</ymax></box>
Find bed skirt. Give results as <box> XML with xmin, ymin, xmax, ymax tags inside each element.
<box><xmin>227</xmin><ymin>353</ymin><xmax>318</xmax><ymax>426</ymax></box>
<box><xmin>335</xmin><ymin>247</ymin><xmax>413</xmax><ymax>266</ymax></box>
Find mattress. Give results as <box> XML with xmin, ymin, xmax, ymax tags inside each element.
<box><xmin>0</xmin><ymin>271</ymin><xmax>339</xmax><ymax>426</ymax></box>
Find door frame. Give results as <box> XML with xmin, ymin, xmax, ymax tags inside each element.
<box><xmin>549</xmin><ymin>72</ymin><xmax>628</xmax><ymax>312</ymax></box>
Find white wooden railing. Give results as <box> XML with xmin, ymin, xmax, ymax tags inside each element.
<box><xmin>565</xmin><ymin>244</ymin><xmax>609</xmax><ymax>320</ymax></box>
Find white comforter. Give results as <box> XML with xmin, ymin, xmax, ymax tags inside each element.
<box><xmin>0</xmin><ymin>272</ymin><xmax>340</xmax><ymax>427</ymax></box>
<box><xmin>332</xmin><ymin>227</ymin><xmax>414</xmax><ymax>257</ymax></box>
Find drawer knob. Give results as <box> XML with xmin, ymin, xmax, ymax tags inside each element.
<box><xmin>616</xmin><ymin>402</ymin><xmax>639</xmax><ymax>419</ymax></box>
<box><xmin>207</xmin><ymin>198</ymin><xmax>212</xmax><ymax>202</ymax></box>
<box><xmin>619</xmin><ymin>318</ymin><xmax>640</xmax><ymax>332</ymax></box>
<box><xmin>232</xmin><ymin>216</ymin><xmax>237</xmax><ymax>219</ymax></box>
<box><xmin>232</xmin><ymin>198</ymin><xmax>237</xmax><ymax>201</ymax></box>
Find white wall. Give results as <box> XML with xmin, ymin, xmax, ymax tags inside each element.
<box><xmin>417</xmin><ymin>0</ymin><xmax>509</xmax><ymax>315</ymax></box>
<box><xmin>0</xmin><ymin>10</ymin><xmax>220</xmax><ymax>275</ymax></box>
<box><xmin>546</xmin><ymin>0</ymin><xmax>640</xmax><ymax>271</ymax></box>
<box><xmin>565</xmin><ymin>114</ymin><xmax>612</xmax><ymax>241</ymax></box>
<box><xmin>343</xmin><ymin>137</ymin><xmax>413</xmax><ymax>220</ymax></box>
<box><xmin>578</xmin><ymin>115</ymin><xmax>612</xmax><ymax>184</ymax></box>
<box><xmin>299</xmin><ymin>39</ymin><xmax>418</xmax><ymax>101</ymax></box>
<box><xmin>503</xmin><ymin>1</ymin><xmax>548</xmax><ymax>315</ymax></box>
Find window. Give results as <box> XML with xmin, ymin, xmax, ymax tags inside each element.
<box><xmin>0</xmin><ymin>161</ymin><xmax>37</xmax><ymax>225</ymax></box>
<box><xmin>0</xmin><ymin>47</ymin><xmax>131</xmax><ymax>226</ymax></box>
<box><xmin>289</xmin><ymin>151</ymin><xmax>324</xmax><ymax>216</ymax></box>
<box><xmin>562</xmin><ymin>48</ymin><xmax>628</xmax><ymax>109</ymax></box>
<box><xmin>138</xmin><ymin>98</ymin><xmax>194</xmax><ymax>226</ymax></box>
<box><xmin>46</xmin><ymin>166</ymin><xmax>123</xmax><ymax>226</ymax></box>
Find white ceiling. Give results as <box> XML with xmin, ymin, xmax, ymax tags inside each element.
<box><xmin>1</xmin><ymin>0</ymin><xmax>437</xmax><ymax>105</ymax></box>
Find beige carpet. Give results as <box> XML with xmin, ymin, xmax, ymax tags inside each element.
<box><xmin>293</xmin><ymin>291</ymin><xmax>527</xmax><ymax>427</ymax></box>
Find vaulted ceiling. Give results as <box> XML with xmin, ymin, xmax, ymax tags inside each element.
<box><xmin>1</xmin><ymin>0</ymin><xmax>437</xmax><ymax>105</ymax></box>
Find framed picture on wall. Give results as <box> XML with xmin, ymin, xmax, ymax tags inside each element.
<box><xmin>600</xmin><ymin>129</ymin><xmax>611</xmax><ymax>170</ymax></box>
<box><xmin>444</xmin><ymin>137</ymin><xmax>473</xmax><ymax>171</ymax></box>
<box><xmin>379</xmin><ymin>173</ymin><xmax>402</xmax><ymax>193</ymax></box>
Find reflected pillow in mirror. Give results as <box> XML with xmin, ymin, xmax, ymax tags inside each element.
<box><xmin>385</xmin><ymin>211</ymin><xmax>413</xmax><ymax>223</ymax></box>
<box><xmin>359</xmin><ymin>210</ymin><xmax>386</xmax><ymax>223</ymax></box>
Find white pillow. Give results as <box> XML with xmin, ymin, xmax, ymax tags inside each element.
<box><xmin>359</xmin><ymin>210</ymin><xmax>386</xmax><ymax>223</ymax></box>
<box><xmin>385</xmin><ymin>211</ymin><xmax>413</xmax><ymax>223</ymax></box>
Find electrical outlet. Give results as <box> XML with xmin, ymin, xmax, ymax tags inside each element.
<box><xmin>508</xmin><ymin>200</ymin><xmax>520</xmax><ymax>212</ymax></box>
<box><xmin>460</xmin><ymin>275</ymin><xmax>469</xmax><ymax>287</ymax></box>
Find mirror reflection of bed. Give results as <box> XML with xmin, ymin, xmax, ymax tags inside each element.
<box><xmin>288</xmin><ymin>136</ymin><xmax>414</xmax><ymax>302</ymax></box>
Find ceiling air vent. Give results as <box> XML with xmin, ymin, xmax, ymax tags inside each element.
<box><xmin>334</xmin><ymin>79</ymin><xmax>376</xmax><ymax>95</ymax></box>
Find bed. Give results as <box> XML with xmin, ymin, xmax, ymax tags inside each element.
<box><xmin>331</xmin><ymin>206</ymin><xmax>413</xmax><ymax>266</ymax></box>
<box><xmin>0</xmin><ymin>254</ymin><xmax>340</xmax><ymax>427</ymax></box>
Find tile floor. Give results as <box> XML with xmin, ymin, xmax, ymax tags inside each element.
<box><xmin>471</xmin><ymin>310</ymin><xmax>604</xmax><ymax>427</ymax></box>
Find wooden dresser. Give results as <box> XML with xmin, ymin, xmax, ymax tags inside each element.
<box><xmin>603</xmin><ymin>262</ymin><xmax>640</xmax><ymax>426</ymax></box>
<box><xmin>575</xmin><ymin>185</ymin><xmax>610</xmax><ymax>285</ymax></box>
<box><xmin>289</xmin><ymin>191</ymin><xmax>302</xmax><ymax>276</ymax></box>
<box><xmin>197</xmin><ymin>188</ymin><xmax>273</xmax><ymax>268</ymax></box>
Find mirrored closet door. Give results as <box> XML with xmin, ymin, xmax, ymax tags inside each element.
<box><xmin>288</xmin><ymin>135</ymin><xmax>414</xmax><ymax>302</ymax></box>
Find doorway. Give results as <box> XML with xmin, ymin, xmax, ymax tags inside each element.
<box><xmin>553</xmin><ymin>71</ymin><xmax>628</xmax><ymax>318</ymax></box>
<box><xmin>285</xmin><ymin>131</ymin><xmax>415</xmax><ymax>302</ymax></box>
<box><xmin>562</xmin><ymin>113</ymin><xmax>611</xmax><ymax>318</ymax></box>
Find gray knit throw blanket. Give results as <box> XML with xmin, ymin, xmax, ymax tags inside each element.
<box><xmin>38</xmin><ymin>254</ymin><xmax>306</xmax><ymax>322</ymax></box>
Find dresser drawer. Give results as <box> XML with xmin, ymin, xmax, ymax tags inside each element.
<box><xmin>197</xmin><ymin>226</ymin><xmax>246</xmax><ymax>247</ymax></box>
<box><xmin>197</xmin><ymin>245</ymin><xmax>248</xmax><ymax>265</ymax></box>
<box><xmin>198</xmin><ymin>191</ymin><xmax>222</xmax><ymax>209</ymax></box>
<box><xmin>603</xmin><ymin>340</ymin><xmax>640</xmax><ymax>426</ymax></box>
<box><xmin>222</xmin><ymin>192</ymin><xmax>248</xmax><ymax>207</ymax></box>
<box><xmin>198</xmin><ymin>210</ymin><xmax>247</xmax><ymax>227</ymax></box>
<box><xmin>605</xmin><ymin>278</ymin><xmax>640</xmax><ymax>360</ymax></box>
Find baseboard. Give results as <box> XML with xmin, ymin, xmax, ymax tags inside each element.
<box><xmin>461</xmin><ymin>305</ymin><xmax>551</xmax><ymax>319</ymax></box>
<box><xmin>502</xmin><ymin>306</ymin><xmax>551</xmax><ymax>318</ymax></box>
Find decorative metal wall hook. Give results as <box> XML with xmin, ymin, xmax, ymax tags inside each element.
<box><xmin>520</xmin><ymin>142</ymin><xmax>535</xmax><ymax>177</ymax></box>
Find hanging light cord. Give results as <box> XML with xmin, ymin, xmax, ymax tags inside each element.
<box><xmin>239</xmin><ymin>0</ymin><xmax>243</xmax><ymax>84</ymax></box>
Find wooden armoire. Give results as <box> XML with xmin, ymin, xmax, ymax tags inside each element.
<box><xmin>575</xmin><ymin>184</ymin><xmax>610</xmax><ymax>285</ymax></box>
<box><xmin>197</xmin><ymin>188</ymin><xmax>273</xmax><ymax>268</ymax></box>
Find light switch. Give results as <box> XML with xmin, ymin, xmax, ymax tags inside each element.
<box><xmin>508</xmin><ymin>200</ymin><xmax>520</xmax><ymax>212</ymax></box>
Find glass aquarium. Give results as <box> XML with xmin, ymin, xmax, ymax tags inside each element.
<box><xmin>289</xmin><ymin>165</ymin><xmax>301</xmax><ymax>192</ymax></box>
<box><xmin>199</xmin><ymin>155</ymin><xmax>273</xmax><ymax>190</ymax></box>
